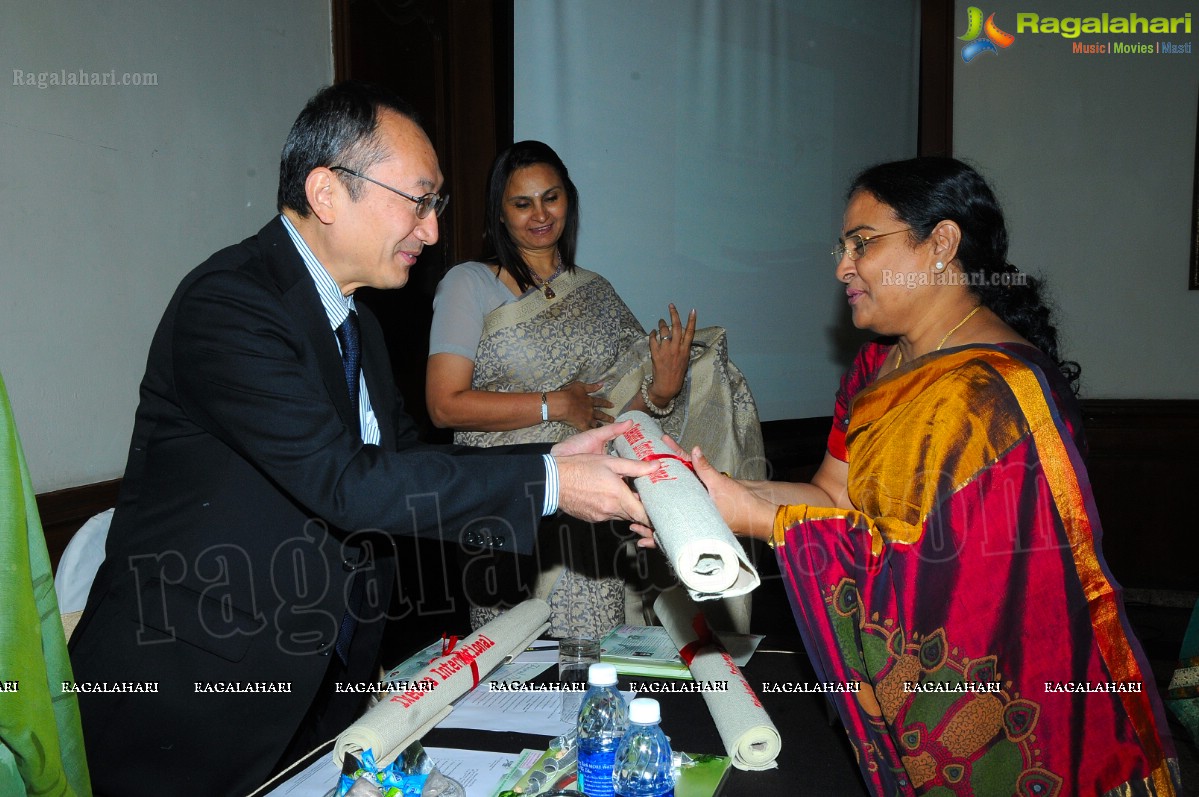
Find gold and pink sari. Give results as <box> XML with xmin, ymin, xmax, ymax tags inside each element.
<box><xmin>774</xmin><ymin>343</ymin><xmax>1179</xmax><ymax>795</ymax></box>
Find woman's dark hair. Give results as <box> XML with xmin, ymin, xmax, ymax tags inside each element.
<box><xmin>483</xmin><ymin>140</ymin><xmax>580</xmax><ymax>292</ymax></box>
<box><xmin>850</xmin><ymin>156</ymin><xmax>1081</xmax><ymax>392</ymax></box>
<box><xmin>277</xmin><ymin>81</ymin><xmax>421</xmax><ymax>216</ymax></box>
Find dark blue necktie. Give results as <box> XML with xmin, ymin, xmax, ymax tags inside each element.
<box><xmin>335</xmin><ymin>571</ymin><xmax>364</xmax><ymax>665</ymax></box>
<box><xmin>335</xmin><ymin>310</ymin><xmax>361</xmax><ymax>406</ymax></box>
<box><xmin>334</xmin><ymin>310</ymin><xmax>363</xmax><ymax>663</ymax></box>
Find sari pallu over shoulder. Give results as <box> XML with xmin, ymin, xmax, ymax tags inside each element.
<box><xmin>456</xmin><ymin>268</ymin><xmax>642</xmax><ymax>448</ymax></box>
<box><xmin>458</xmin><ymin>267</ymin><xmax>765</xmax><ymax>481</ymax></box>
<box><xmin>771</xmin><ymin>345</ymin><xmax>1179</xmax><ymax>796</ymax></box>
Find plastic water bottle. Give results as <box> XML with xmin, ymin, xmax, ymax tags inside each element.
<box><xmin>576</xmin><ymin>662</ymin><xmax>628</xmax><ymax>797</ymax></box>
<box><xmin>613</xmin><ymin>698</ymin><xmax>674</xmax><ymax>797</ymax></box>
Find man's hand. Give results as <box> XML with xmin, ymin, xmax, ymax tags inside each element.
<box><xmin>552</xmin><ymin>420</ymin><xmax>654</xmax><ymax>524</ymax></box>
<box><xmin>550</xmin><ymin>418</ymin><xmax>633</xmax><ymax>457</ymax></box>
<box><xmin>554</xmin><ymin>453</ymin><xmax>653</xmax><ymax>525</ymax></box>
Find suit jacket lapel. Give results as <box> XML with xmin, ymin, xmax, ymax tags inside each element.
<box><xmin>256</xmin><ymin>218</ymin><xmax>360</xmax><ymax>432</ymax></box>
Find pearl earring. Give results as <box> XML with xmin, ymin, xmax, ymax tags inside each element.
<box><xmin>934</xmin><ymin>261</ymin><xmax>946</xmax><ymax>272</ymax></box>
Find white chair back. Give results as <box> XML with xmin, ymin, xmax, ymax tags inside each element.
<box><xmin>54</xmin><ymin>507</ymin><xmax>113</xmax><ymax>615</ymax></box>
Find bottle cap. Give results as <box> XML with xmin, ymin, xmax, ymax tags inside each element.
<box><xmin>587</xmin><ymin>662</ymin><xmax>618</xmax><ymax>686</ymax></box>
<box><xmin>628</xmin><ymin>697</ymin><xmax>660</xmax><ymax>724</ymax></box>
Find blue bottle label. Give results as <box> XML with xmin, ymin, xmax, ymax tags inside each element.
<box><xmin>615</xmin><ymin>790</ymin><xmax>673</xmax><ymax>797</ymax></box>
<box><xmin>577</xmin><ymin>746</ymin><xmax>618</xmax><ymax>797</ymax></box>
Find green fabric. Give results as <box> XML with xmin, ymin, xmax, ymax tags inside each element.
<box><xmin>1166</xmin><ymin>599</ymin><xmax>1199</xmax><ymax>746</ymax></box>
<box><xmin>0</xmin><ymin>371</ymin><xmax>91</xmax><ymax>796</ymax></box>
<box><xmin>1180</xmin><ymin>600</ymin><xmax>1199</xmax><ymax>658</ymax></box>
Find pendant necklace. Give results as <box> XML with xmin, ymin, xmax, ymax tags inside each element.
<box><xmin>531</xmin><ymin>251</ymin><xmax>564</xmax><ymax>299</ymax></box>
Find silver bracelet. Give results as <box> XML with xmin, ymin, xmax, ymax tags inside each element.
<box><xmin>540</xmin><ymin>392</ymin><xmax>549</xmax><ymax>423</ymax></box>
<box><xmin>640</xmin><ymin>376</ymin><xmax>676</xmax><ymax>416</ymax></box>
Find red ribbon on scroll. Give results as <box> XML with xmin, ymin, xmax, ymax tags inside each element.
<box><xmin>678</xmin><ymin>612</ymin><xmax>718</xmax><ymax>666</ymax></box>
<box><xmin>433</xmin><ymin>632</ymin><xmax>481</xmax><ymax>688</ymax></box>
<box><xmin>642</xmin><ymin>452</ymin><xmax>696</xmax><ymax>474</ymax></box>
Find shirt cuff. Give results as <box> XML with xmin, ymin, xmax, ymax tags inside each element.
<box><xmin>541</xmin><ymin>454</ymin><xmax>559</xmax><ymax>516</ymax></box>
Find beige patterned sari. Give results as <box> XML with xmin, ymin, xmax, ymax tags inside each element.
<box><xmin>459</xmin><ymin>267</ymin><xmax>764</xmax><ymax>637</ymax></box>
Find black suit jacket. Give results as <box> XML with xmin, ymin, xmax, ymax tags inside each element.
<box><xmin>69</xmin><ymin>217</ymin><xmax>549</xmax><ymax>796</ymax></box>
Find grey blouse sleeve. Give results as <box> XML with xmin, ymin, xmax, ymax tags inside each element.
<box><xmin>429</xmin><ymin>262</ymin><xmax>512</xmax><ymax>360</ymax></box>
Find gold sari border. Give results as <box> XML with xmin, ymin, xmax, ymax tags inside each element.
<box><xmin>965</xmin><ymin>347</ymin><xmax>1171</xmax><ymax>782</ymax></box>
<box><xmin>774</xmin><ymin>503</ymin><xmax>885</xmax><ymax>557</ymax></box>
<box><xmin>479</xmin><ymin>267</ymin><xmax>599</xmax><ymax>337</ymax></box>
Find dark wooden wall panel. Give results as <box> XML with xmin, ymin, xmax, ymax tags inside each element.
<box><xmin>919</xmin><ymin>0</ymin><xmax>955</xmax><ymax>156</ymax></box>
<box><xmin>330</xmin><ymin>0</ymin><xmax>512</xmax><ymax>440</ymax></box>
<box><xmin>1079</xmin><ymin>399</ymin><xmax>1199</xmax><ymax>592</ymax></box>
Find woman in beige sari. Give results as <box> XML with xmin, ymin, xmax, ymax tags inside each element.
<box><xmin>426</xmin><ymin>141</ymin><xmax>760</xmax><ymax>638</ymax></box>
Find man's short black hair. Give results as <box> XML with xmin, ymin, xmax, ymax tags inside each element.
<box><xmin>276</xmin><ymin>81</ymin><xmax>422</xmax><ymax>216</ymax></box>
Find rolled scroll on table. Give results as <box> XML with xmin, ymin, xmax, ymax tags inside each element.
<box><xmin>334</xmin><ymin>598</ymin><xmax>551</xmax><ymax>767</ymax></box>
<box><xmin>613</xmin><ymin>411</ymin><xmax>760</xmax><ymax>601</ymax></box>
<box><xmin>654</xmin><ymin>587</ymin><xmax>781</xmax><ymax>770</ymax></box>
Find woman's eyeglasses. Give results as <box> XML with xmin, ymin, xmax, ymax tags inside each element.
<box><xmin>831</xmin><ymin>228</ymin><xmax>911</xmax><ymax>262</ymax></box>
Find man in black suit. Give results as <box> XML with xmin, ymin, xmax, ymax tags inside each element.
<box><xmin>68</xmin><ymin>82</ymin><xmax>653</xmax><ymax>796</ymax></box>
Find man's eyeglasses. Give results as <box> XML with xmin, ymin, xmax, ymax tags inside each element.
<box><xmin>330</xmin><ymin>165</ymin><xmax>449</xmax><ymax>219</ymax></box>
<box><xmin>831</xmin><ymin>228</ymin><xmax>911</xmax><ymax>262</ymax></box>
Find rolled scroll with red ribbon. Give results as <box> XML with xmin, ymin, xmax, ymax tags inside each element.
<box><xmin>334</xmin><ymin>598</ymin><xmax>551</xmax><ymax>767</ymax></box>
<box><xmin>654</xmin><ymin>587</ymin><xmax>781</xmax><ymax>771</ymax></box>
<box><xmin>613</xmin><ymin>410</ymin><xmax>760</xmax><ymax>600</ymax></box>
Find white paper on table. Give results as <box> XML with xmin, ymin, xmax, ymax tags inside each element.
<box><xmin>436</xmin><ymin>686</ymin><xmax>575</xmax><ymax>736</ymax></box>
<box><xmin>436</xmin><ymin>687</ymin><xmax>635</xmax><ymax>736</ymax></box>
<box><xmin>601</xmin><ymin>625</ymin><xmax>682</xmax><ymax>662</ymax></box>
<box><xmin>486</xmin><ymin>661</ymin><xmax>555</xmax><ymax>682</ymax></box>
<box><xmin>511</xmin><ymin>640</ymin><xmax>559</xmax><ymax>664</ymax></box>
<box><xmin>423</xmin><ymin>746</ymin><xmax>525</xmax><ymax>797</ymax></box>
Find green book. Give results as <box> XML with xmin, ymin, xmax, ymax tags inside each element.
<box><xmin>600</xmin><ymin>624</ymin><xmax>693</xmax><ymax>680</ymax></box>
<box><xmin>676</xmin><ymin>753</ymin><xmax>733</xmax><ymax>797</ymax></box>
<box><xmin>492</xmin><ymin>747</ymin><xmax>574</xmax><ymax>796</ymax></box>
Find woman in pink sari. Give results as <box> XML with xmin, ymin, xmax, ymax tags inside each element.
<box><xmin>684</xmin><ymin>158</ymin><xmax>1180</xmax><ymax>795</ymax></box>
